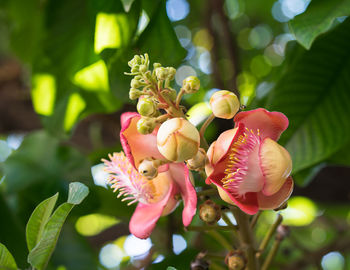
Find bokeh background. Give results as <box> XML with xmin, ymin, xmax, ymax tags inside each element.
<box><xmin>0</xmin><ymin>0</ymin><xmax>349</xmax><ymax>269</ymax></box>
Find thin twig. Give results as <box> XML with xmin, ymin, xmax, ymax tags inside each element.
<box><xmin>250</xmin><ymin>211</ymin><xmax>261</xmax><ymax>229</ymax></box>
<box><xmin>257</xmin><ymin>214</ymin><xmax>283</xmax><ymax>258</ymax></box>
<box><xmin>186</xmin><ymin>225</ymin><xmax>232</xmax><ymax>232</ymax></box>
<box><xmin>207</xmin><ymin>230</ymin><xmax>234</xmax><ymax>251</ymax></box>
<box><xmin>261</xmin><ymin>237</ymin><xmax>282</xmax><ymax>270</ymax></box>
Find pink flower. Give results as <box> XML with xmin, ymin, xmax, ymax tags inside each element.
<box><xmin>205</xmin><ymin>108</ymin><xmax>293</xmax><ymax>215</ymax></box>
<box><xmin>103</xmin><ymin>112</ymin><xmax>197</xmax><ymax>239</ymax></box>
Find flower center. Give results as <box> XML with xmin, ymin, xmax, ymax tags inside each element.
<box><xmin>103</xmin><ymin>152</ymin><xmax>166</xmax><ymax>205</ymax></box>
<box><xmin>222</xmin><ymin>128</ymin><xmax>262</xmax><ymax>196</ymax></box>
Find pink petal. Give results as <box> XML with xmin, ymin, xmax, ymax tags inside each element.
<box><xmin>129</xmin><ymin>181</ymin><xmax>176</xmax><ymax>239</ymax></box>
<box><xmin>120</xmin><ymin>112</ymin><xmax>164</xmax><ymax>168</ymax></box>
<box><xmin>168</xmin><ymin>163</ymin><xmax>197</xmax><ymax>226</ymax></box>
<box><xmin>257</xmin><ymin>176</ymin><xmax>293</xmax><ymax>210</ymax></box>
<box><xmin>210</xmin><ymin>128</ymin><xmax>238</xmax><ymax>166</ymax></box>
<box><xmin>234</xmin><ymin>108</ymin><xmax>288</xmax><ymax>141</ymax></box>
<box><xmin>208</xmin><ymin>172</ymin><xmax>259</xmax><ymax>215</ymax></box>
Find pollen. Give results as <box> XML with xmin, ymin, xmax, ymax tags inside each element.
<box><xmin>102</xmin><ymin>152</ymin><xmax>160</xmax><ymax>205</ymax></box>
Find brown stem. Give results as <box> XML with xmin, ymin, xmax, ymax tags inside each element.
<box><xmin>231</xmin><ymin>207</ymin><xmax>259</xmax><ymax>270</ymax></box>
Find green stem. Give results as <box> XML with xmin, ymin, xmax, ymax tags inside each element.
<box><xmin>257</xmin><ymin>214</ymin><xmax>283</xmax><ymax>258</ymax></box>
<box><xmin>199</xmin><ymin>113</ymin><xmax>215</xmax><ymax>137</ymax></box>
<box><xmin>250</xmin><ymin>211</ymin><xmax>261</xmax><ymax>229</ymax></box>
<box><xmin>221</xmin><ymin>212</ymin><xmax>238</xmax><ymax>233</ymax></box>
<box><xmin>261</xmin><ymin>238</ymin><xmax>282</xmax><ymax>270</ymax></box>
<box><xmin>231</xmin><ymin>207</ymin><xmax>259</xmax><ymax>270</ymax></box>
<box><xmin>175</xmin><ymin>88</ymin><xmax>186</xmax><ymax>108</ymax></box>
<box><xmin>207</xmin><ymin>230</ymin><xmax>234</xmax><ymax>251</ymax></box>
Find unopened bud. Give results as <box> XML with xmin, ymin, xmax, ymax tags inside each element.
<box><xmin>131</xmin><ymin>65</ymin><xmax>139</xmax><ymax>73</ymax></box>
<box><xmin>187</xmin><ymin>148</ymin><xmax>207</xmax><ymax>171</ymax></box>
<box><xmin>128</xmin><ymin>55</ymin><xmax>141</xmax><ymax>67</ymax></box>
<box><xmin>137</xmin><ymin>97</ymin><xmax>157</xmax><ymax>117</ymax></box>
<box><xmin>225</xmin><ymin>251</ymin><xmax>246</xmax><ymax>270</ymax></box>
<box><xmin>155</xmin><ymin>67</ymin><xmax>168</xmax><ymax>80</ymax></box>
<box><xmin>137</xmin><ymin>117</ymin><xmax>157</xmax><ymax>135</ymax></box>
<box><xmin>182</xmin><ymin>76</ymin><xmax>200</xmax><ymax>94</ymax></box>
<box><xmin>199</xmin><ymin>200</ymin><xmax>221</xmax><ymax>225</ymax></box>
<box><xmin>161</xmin><ymin>88</ymin><xmax>177</xmax><ymax>101</ymax></box>
<box><xmin>157</xmin><ymin>118</ymin><xmax>200</xmax><ymax>162</ymax></box>
<box><xmin>210</xmin><ymin>90</ymin><xmax>240</xmax><ymax>119</ymax></box>
<box><xmin>139</xmin><ymin>64</ymin><xmax>147</xmax><ymax>73</ymax></box>
<box><xmin>129</xmin><ymin>88</ymin><xmax>142</xmax><ymax>100</ymax></box>
<box><xmin>138</xmin><ymin>158</ymin><xmax>158</xmax><ymax>179</ymax></box>
<box><xmin>167</xmin><ymin>67</ymin><xmax>176</xmax><ymax>80</ymax></box>
<box><xmin>131</xmin><ymin>78</ymin><xmax>142</xmax><ymax>88</ymax></box>
<box><xmin>153</xmin><ymin>63</ymin><xmax>162</xmax><ymax>69</ymax></box>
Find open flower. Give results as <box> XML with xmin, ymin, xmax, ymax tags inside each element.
<box><xmin>103</xmin><ymin>112</ymin><xmax>197</xmax><ymax>239</ymax></box>
<box><xmin>205</xmin><ymin>108</ymin><xmax>293</xmax><ymax>215</ymax></box>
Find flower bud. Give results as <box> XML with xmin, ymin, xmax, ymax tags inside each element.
<box><xmin>187</xmin><ymin>148</ymin><xmax>207</xmax><ymax>171</ymax></box>
<box><xmin>153</xmin><ymin>63</ymin><xmax>161</xmax><ymax>69</ymax></box>
<box><xmin>161</xmin><ymin>88</ymin><xmax>177</xmax><ymax>101</ymax></box>
<box><xmin>225</xmin><ymin>251</ymin><xmax>246</xmax><ymax>270</ymax></box>
<box><xmin>137</xmin><ymin>117</ymin><xmax>157</xmax><ymax>135</ymax></box>
<box><xmin>155</xmin><ymin>67</ymin><xmax>168</xmax><ymax>80</ymax></box>
<box><xmin>129</xmin><ymin>88</ymin><xmax>142</xmax><ymax>100</ymax></box>
<box><xmin>139</xmin><ymin>64</ymin><xmax>147</xmax><ymax>73</ymax></box>
<box><xmin>199</xmin><ymin>200</ymin><xmax>221</xmax><ymax>225</ymax></box>
<box><xmin>157</xmin><ymin>118</ymin><xmax>200</xmax><ymax>162</ymax></box>
<box><xmin>182</xmin><ymin>76</ymin><xmax>200</xmax><ymax>94</ymax></box>
<box><xmin>128</xmin><ymin>55</ymin><xmax>141</xmax><ymax>67</ymax></box>
<box><xmin>167</xmin><ymin>67</ymin><xmax>176</xmax><ymax>80</ymax></box>
<box><xmin>209</xmin><ymin>90</ymin><xmax>240</xmax><ymax>119</ymax></box>
<box><xmin>131</xmin><ymin>78</ymin><xmax>142</xmax><ymax>89</ymax></box>
<box><xmin>137</xmin><ymin>97</ymin><xmax>157</xmax><ymax>117</ymax></box>
<box><xmin>138</xmin><ymin>158</ymin><xmax>158</xmax><ymax>179</ymax></box>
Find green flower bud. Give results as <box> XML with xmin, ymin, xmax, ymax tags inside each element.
<box><xmin>137</xmin><ymin>97</ymin><xmax>157</xmax><ymax>117</ymax></box>
<box><xmin>131</xmin><ymin>78</ymin><xmax>142</xmax><ymax>89</ymax></box>
<box><xmin>155</xmin><ymin>67</ymin><xmax>169</xmax><ymax>80</ymax></box>
<box><xmin>153</xmin><ymin>63</ymin><xmax>162</xmax><ymax>69</ymax></box>
<box><xmin>161</xmin><ymin>88</ymin><xmax>177</xmax><ymax>101</ymax></box>
<box><xmin>128</xmin><ymin>55</ymin><xmax>141</xmax><ymax>67</ymax></box>
<box><xmin>210</xmin><ymin>90</ymin><xmax>240</xmax><ymax>119</ymax></box>
<box><xmin>167</xmin><ymin>67</ymin><xmax>176</xmax><ymax>81</ymax></box>
<box><xmin>137</xmin><ymin>117</ymin><xmax>157</xmax><ymax>135</ymax></box>
<box><xmin>182</xmin><ymin>76</ymin><xmax>200</xmax><ymax>94</ymax></box>
<box><xmin>157</xmin><ymin>118</ymin><xmax>200</xmax><ymax>162</ymax></box>
<box><xmin>129</xmin><ymin>88</ymin><xmax>142</xmax><ymax>100</ymax></box>
<box><xmin>131</xmin><ymin>65</ymin><xmax>139</xmax><ymax>73</ymax></box>
<box><xmin>139</xmin><ymin>64</ymin><xmax>148</xmax><ymax>73</ymax></box>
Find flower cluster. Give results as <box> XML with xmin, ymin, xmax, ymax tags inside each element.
<box><xmin>99</xmin><ymin>54</ymin><xmax>294</xmax><ymax>239</ymax></box>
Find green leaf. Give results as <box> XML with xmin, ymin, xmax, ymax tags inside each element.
<box><xmin>27</xmin><ymin>183</ymin><xmax>89</xmax><ymax>270</ymax></box>
<box><xmin>266</xmin><ymin>19</ymin><xmax>350</xmax><ymax>173</ymax></box>
<box><xmin>67</xmin><ymin>182</ymin><xmax>89</xmax><ymax>205</ymax></box>
<box><xmin>292</xmin><ymin>163</ymin><xmax>326</xmax><ymax>187</ymax></box>
<box><xmin>26</xmin><ymin>193</ymin><xmax>59</xmax><ymax>252</ymax></box>
<box><xmin>166</xmin><ymin>267</ymin><xmax>178</xmax><ymax>270</ymax></box>
<box><xmin>328</xmin><ymin>139</ymin><xmax>350</xmax><ymax>166</ymax></box>
<box><xmin>0</xmin><ymin>141</ymin><xmax>12</xmax><ymax>163</ymax></box>
<box><xmin>289</xmin><ymin>0</ymin><xmax>350</xmax><ymax>49</ymax></box>
<box><xmin>3</xmin><ymin>131</ymin><xmax>91</xmax><ymax>193</ymax></box>
<box><xmin>137</xmin><ymin>1</ymin><xmax>186</xmax><ymax>66</ymax></box>
<box><xmin>0</xmin><ymin>243</ymin><xmax>17</xmax><ymax>270</ymax></box>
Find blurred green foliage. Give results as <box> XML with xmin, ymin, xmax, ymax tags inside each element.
<box><xmin>0</xmin><ymin>0</ymin><xmax>350</xmax><ymax>269</ymax></box>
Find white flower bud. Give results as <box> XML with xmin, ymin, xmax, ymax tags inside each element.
<box><xmin>157</xmin><ymin>118</ymin><xmax>200</xmax><ymax>162</ymax></box>
<box><xmin>210</xmin><ymin>90</ymin><xmax>240</xmax><ymax>119</ymax></box>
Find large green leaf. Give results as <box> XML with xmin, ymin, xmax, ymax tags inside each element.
<box><xmin>26</xmin><ymin>193</ymin><xmax>58</xmax><ymax>252</ymax></box>
<box><xmin>3</xmin><ymin>131</ymin><xmax>91</xmax><ymax>193</ymax></box>
<box><xmin>289</xmin><ymin>0</ymin><xmax>350</xmax><ymax>49</ymax></box>
<box><xmin>137</xmin><ymin>1</ymin><xmax>186</xmax><ymax>66</ymax></box>
<box><xmin>0</xmin><ymin>243</ymin><xmax>17</xmax><ymax>270</ymax></box>
<box><xmin>327</xmin><ymin>139</ymin><xmax>350</xmax><ymax>166</ymax></box>
<box><xmin>27</xmin><ymin>182</ymin><xmax>89</xmax><ymax>270</ymax></box>
<box><xmin>266</xmin><ymin>19</ymin><xmax>350</xmax><ymax>173</ymax></box>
